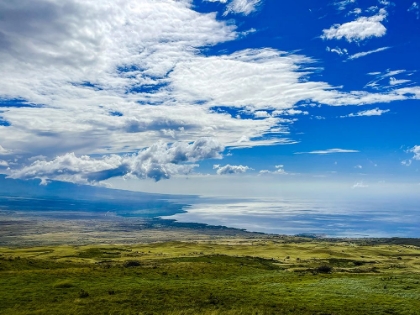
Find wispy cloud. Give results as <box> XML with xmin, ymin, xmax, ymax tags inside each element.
<box><xmin>408</xmin><ymin>2</ymin><xmax>420</xmax><ymax>19</ymax></box>
<box><xmin>365</xmin><ymin>69</ymin><xmax>413</xmax><ymax>90</ymax></box>
<box><xmin>295</xmin><ymin>149</ymin><xmax>359</xmax><ymax>154</ymax></box>
<box><xmin>348</xmin><ymin>8</ymin><xmax>362</xmax><ymax>16</ymax></box>
<box><xmin>352</xmin><ymin>181</ymin><xmax>369</xmax><ymax>189</ymax></box>
<box><xmin>0</xmin><ymin>145</ymin><xmax>11</xmax><ymax>155</ymax></box>
<box><xmin>389</xmin><ymin>77</ymin><xmax>411</xmax><ymax>86</ymax></box>
<box><xmin>401</xmin><ymin>145</ymin><xmax>420</xmax><ymax>167</ymax></box>
<box><xmin>401</xmin><ymin>160</ymin><xmax>412</xmax><ymax>166</ymax></box>
<box><xmin>259</xmin><ymin>164</ymin><xmax>287</xmax><ymax>175</ymax></box>
<box><xmin>348</xmin><ymin>47</ymin><xmax>390</xmax><ymax>60</ymax></box>
<box><xmin>223</xmin><ymin>0</ymin><xmax>262</xmax><ymax>16</ymax></box>
<box><xmin>333</xmin><ymin>0</ymin><xmax>356</xmax><ymax>11</ymax></box>
<box><xmin>322</xmin><ymin>9</ymin><xmax>387</xmax><ymax>42</ymax></box>
<box><xmin>341</xmin><ymin>107</ymin><xmax>390</xmax><ymax>117</ymax></box>
<box><xmin>326</xmin><ymin>46</ymin><xmax>348</xmax><ymax>56</ymax></box>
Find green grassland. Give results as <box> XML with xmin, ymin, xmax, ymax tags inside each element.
<box><xmin>1</xmin><ymin>238</ymin><xmax>420</xmax><ymax>315</ymax></box>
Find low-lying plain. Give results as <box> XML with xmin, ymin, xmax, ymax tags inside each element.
<box><xmin>1</xmin><ymin>237</ymin><xmax>420</xmax><ymax>315</ymax></box>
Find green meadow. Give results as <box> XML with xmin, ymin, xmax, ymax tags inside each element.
<box><xmin>1</xmin><ymin>238</ymin><xmax>420</xmax><ymax>315</ymax></box>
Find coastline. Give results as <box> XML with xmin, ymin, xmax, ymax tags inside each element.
<box><xmin>1</xmin><ymin>214</ymin><xmax>420</xmax><ymax>248</ymax></box>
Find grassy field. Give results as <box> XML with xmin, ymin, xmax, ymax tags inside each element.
<box><xmin>1</xmin><ymin>237</ymin><xmax>420</xmax><ymax>314</ymax></box>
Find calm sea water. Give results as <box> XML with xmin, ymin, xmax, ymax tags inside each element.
<box><xmin>164</xmin><ymin>196</ymin><xmax>420</xmax><ymax>238</ymax></box>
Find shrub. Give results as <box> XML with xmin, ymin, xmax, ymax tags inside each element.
<box><xmin>316</xmin><ymin>265</ymin><xmax>333</xmax><ymax>273</ymax></box>
<box><xmin>78</xmin><ymin>289</ymin><xmax>89</xmax><ymax>298</ymax></box>
<box><xmin>53</xmin><ymin>280</ymin><xmax>74</xmax><ymax>289</ymax></box>
<box><xmin>123</xmin><ymin>260</ymin><xmax>141</xmax><ymax>267</ymax></box>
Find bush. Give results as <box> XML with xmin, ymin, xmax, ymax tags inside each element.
<box><xmin>123</xmin><ymin>260</ymin><xmax>141</xmax><ymax>268</ymax></box>
<box><xmin>316</xmin><ymin>265</ymin><xmax>333</xmax><ymax>273</ymax></box>
<box><xmin>78</xmin><ymin>289</ymin><xmax>89</xmax><ymax>298</ymax></box>
<box><xmin>53</xmin><ymin>280</ymin><xmax>74</xmax><ymax>289</ymax></box>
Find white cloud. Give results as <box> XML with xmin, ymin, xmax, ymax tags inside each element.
<box><xmin>213</xmin><ymin>164</ymin><xmax>251</xmax><ymax>175</ymax></box>
<box><xmin>352</xmin><ymin>181</ymin><xmax>368</xmax><ymax>189</ymax></box>
<box><xmin>409</xmin><ymin>145</ymin><xmax>420</xmax><ymax>160</ymax></box>
<box><xmin>364</xmin><ymin>69</ymin><xmax>413</xmax><ymax>91</ymax></box>
<box><xmin>254</xmin><ymin>111</ymin><xmax>271</xmax><ymax>118</ymax></box>
<box><xmin>322</xmin><ymin>9</ymin><xmax>387</xmax><ymax>42</ymax></box>
<box><xmin>326</xmin><ymin>46</ymin><xmax>348</xmax><ymax>56</ymax></box>
<box><xmin>296</xmin><ymin>149</ymin><xmax>359</xmax><ymax>154</ymax></box>
<box><xmin>402</xmin><ymin>160</ymin><xmax>412</xmax><ymax>167</ymax></box>
<box><xmin>348</xmin><ymin>46</ymin><xmax>390</xmax><ymax>60</ymax></box>
<box><xmin>408</xmin><ymin>2</ymin><xmax>419</xmax><ymax>19</ymax></box>
<box><xmin>0</xmin><ymin>145</ymin><xmax>11</xmax><ymax>155</ymax></box>
<box><xmin>401</xmin><ymin>146</ymin><xmax>420</xmax><ymax>167</ymax></box>
<box><xmin>1</xmin><ymin>0</ymin><xmax>420</xmax><ymax>185</ymax></box>
<box><xmin>273</xmin><ymin>109</ymin><xmax>309</xmax><ymax>116</ymax></box>
<box><xmin>366</xmin><ymin>6</ymin><xmax>379</xmax><ymax>13</ymax></box>
<box><xmin>378</xmin><ymin>0</ymin><xmax>391</xmax><ymax>6</ymax></box>
<box><xmin>169</xmin><ymin>48</ymin><xmax>420</xmax><ymax>111</ymax></box>
<box><xmin>224</xmin><ymin>0</ymin><xmax>262</xmax><ymax>16</ymax></box>
<box><xmin>342</xmin><ymin>107</ymin><xmax>390</xmax><ymax>117</ymax></box>
<box><xmin>334</xmin><ymin>0</ymin><xmax>356</xmax><ymax>11</ymax></box>
<box><xmin>389</xmin><ymin>77</ymin><xmax>411</xmax><ymax>86</ymax></box>
<box><xmin>9</xmin><ymin>138</ymin><xmax>223</xmax><ymax>184</ymax></box>
<box><xmin>348</xmin><ymin>8</ymin><xmax>362</xmax><ymax>16</ymax></box>
<box><xmin>259</xmin><ymin>164</ymin><xmax>287</xmax><ymax>175</ymax></box>
<box><xmin>0</xmin><ymin>160</ymin><xmax>8</xmax><ymax>167</ymax></box>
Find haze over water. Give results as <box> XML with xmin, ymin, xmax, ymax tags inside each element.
<box><xmin>164</xmin><ymin>196</ymin><xmax>420</xmax><ymax>238</ymax></box>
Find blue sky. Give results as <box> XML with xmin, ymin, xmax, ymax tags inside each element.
<box><xmin>0</xmin><ymin>0</ymin><xmax>420</xmax><ymax>198</ymax></box>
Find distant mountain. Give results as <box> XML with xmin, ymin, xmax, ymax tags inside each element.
<box><xmin>0</xmin><ymin>175</ymin><xmax>195</xmax><ymax>218</ymax></box>
<box><xmin>0</xmin><ymin>174</ymin><xmax>190</xmax><ymax>201</ymax></box>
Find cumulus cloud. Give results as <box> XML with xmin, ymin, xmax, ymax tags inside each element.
<box><xmin>213</xmin><ymin>164</ymin><xmax>251</xmax><ymax>175</ymax></box>
<box><xmin>224</xmin><ymin>0</ymin><xmax>262</xmax><ymax>16</ymax></box>
<box><xmin>348</xmin><ymin>47</ymin><xmax>390</xmax><ymax>60</ymax></box>
<box><xmin>322</xmin><ymin>9</ymin><xmax>387</xmax><ymax>42</ymax></box>
<box><xmin>409</xmin><ymin>145</ymin><xmax>420</xmax><ymax>160</ymax></box>
<box><xmin>296</xmin><ymin>149</ymin><xmax>359</xmax><ymax>154</ymax></box>
<box><xmin>342</xmin><ymin>107</ymin><xmax>390</xmax><ymax>117</ymax></box>
<box><xmin>9</xmin><ymin>138</ymin><xmax>224</xmax><ymax>184</ymax></box>
<box><xmin>0</xmin><ymin>0</ymin><xmax>239</xmax><ymax>152</ymax></box>
<box><xmin>1</xmin><ymin>0</ymin><xmax>420</xmax><ymax>180</ymax></box>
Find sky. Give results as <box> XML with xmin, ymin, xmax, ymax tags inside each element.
<box><xmin>0</xmin><ymin>0</ymin><xmax>420</xmax><ymax>201</ymax></box>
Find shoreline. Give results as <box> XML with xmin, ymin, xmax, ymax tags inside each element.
<box><xmin>1</xmin><ymin>215</ymin><xmax>420</xmax><ymax>247</ymax></box>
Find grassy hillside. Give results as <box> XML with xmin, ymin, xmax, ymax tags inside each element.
<box><xmin>1</xmin><ymin>238</ymin><xmax>420</xmax><ymax>314</ymax></box>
